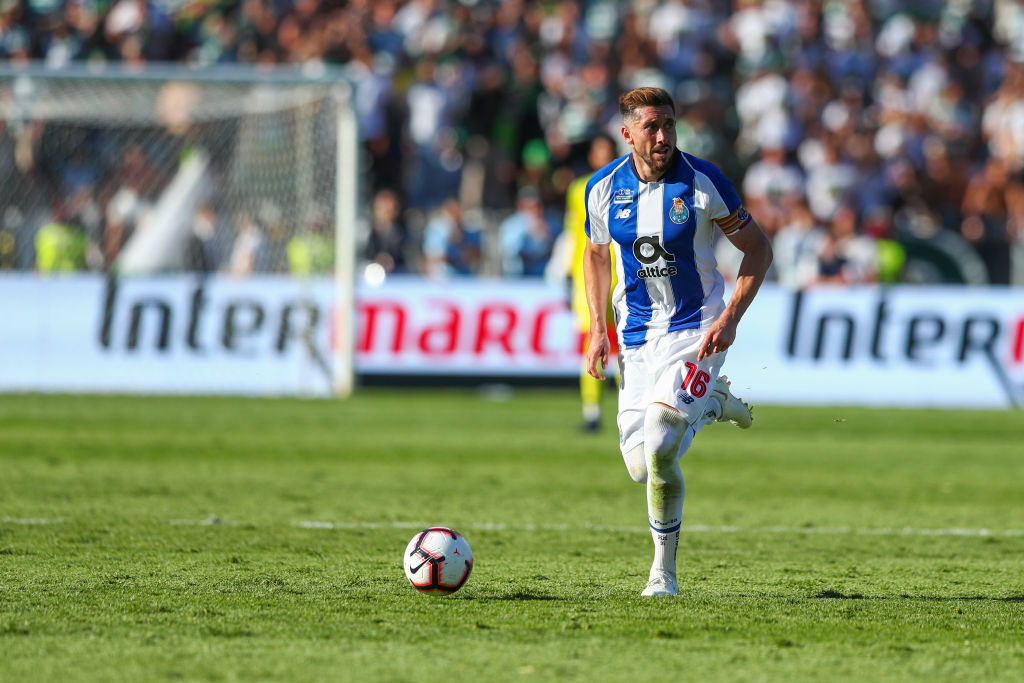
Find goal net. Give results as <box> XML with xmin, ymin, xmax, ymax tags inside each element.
<box><xmin>0</xmin><ymin>64</ymin><xmax>358</xmax><ymax>395</ymax></box>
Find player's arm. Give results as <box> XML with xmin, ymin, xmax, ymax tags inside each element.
<box><xmin>698</xmin><ymin>218</ymin><xmax>773</xmax><ymax>361</ymax></box>
<box><xmin>583</xmin><ymin>238</ymin><xmax>612</xmax><ymax>379</ymax></box>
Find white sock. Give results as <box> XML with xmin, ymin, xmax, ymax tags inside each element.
<box><xmin>644</xmin><ymin>404</ymin><xmax>691</xmax><ymax>578</ymax></box>
<box><xmin>650</xmin><ymin>528</ymin><xmax>680</xmax><ymax>578</ymax></box>
<box><xmin>691</xmin><ymin>398</ymin><xmax>721</xmax><ymax>432</ymax></box>
<box><xmin>705</xmin><ymin>397</ymin><xmax>722</xmax><ymax>420</ymax></box>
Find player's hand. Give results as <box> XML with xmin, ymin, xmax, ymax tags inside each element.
<box><xmin>585</xmin><ymin>331</ymin><xmax>610</xmax><ymax>380</ymax></box>
<box><xmin>697</xmin><ymin>316</ymin><xmax>738</xmax><ymax>361</ymax></box>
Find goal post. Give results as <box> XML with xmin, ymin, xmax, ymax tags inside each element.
<box><xmin>334</xmin><ymin>82</ymin><xmax>357</xmax><ymax>399</ymax></box>
<box><xmin>0</xmin><ymin>63</ymin><xmax>358</xmax><ymax>397</ymax></box>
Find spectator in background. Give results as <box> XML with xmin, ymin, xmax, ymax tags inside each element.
<box><xmin>808</xmin><ymin>204</ymin><xmax>878</xmax><ymax>286</ymax></box>
<box><xmin>184</xmin><ymin>204</ymin><xmax>219</xmax><ymax>273</ymax></box>
<box><xmin>861</xmin><ymin>204</ymin><xmax>906</xmax><ymax>284</ymax></box>
<box><xmin>225</xmin><ymin>212</ymin><xmax>265</xmax><ymax>277</ymax></box>
<box><xmin>811</xmin><ymin>231</ymin><xmax>847</xmax><ymax>285</ymax></box>
<box><xmin>34</xmin><ymin>203</ymin><xmax>87</xmax><ymax>274</ymax></box>
<box><xmin>0</xmin><ymin>1</ymin><xmax>32</xmax><ymax>64</ymax></box>
<box><xmin>804</xmin><ymin>138</ymin><xmax>858</xmax><ymax>223</ymax></box>
<box><xmin>104</xmin><ymin>0</ymin><xmax>177</xmax><ymax>63</ymax></box>
<box><xmin>770</xmin><ymin>198</ymin><xmax>826</xmax><ymax>289</ymax></box>
<box><xmin>422</xmin><ymin>198</ymin><xmax>482</xmax><ymax>278</ymax></box>
<box><xmin>961</xmin><ymin>156</ymin><xmax>1015</xmax><ymax>283</ymax></box>
<box><xmin>102</xmin><ymin>184</ymin><xmax>143</xmax><ymax>270</ymax></box>
<box><xmin>499</xmin><ymin>186</ymin><xmax>554</xmax><ymax>278</ymax></box>
<box><xmin>347</xmin><ymin>45</ymin><xmax>402</xmax><ymax>198</ymax></box>
<box><xmin>981</xmin><ymin>61</ymin><xmax>1024</xmax><ymax>172</ymax></box>
<box><xmin>363</xmin><ymin>188</ymin><xmax>412</xmax><ymax>275</ymax></box>
<box><xmin>675</xmin><ymin>100</ymin><xmax>731</xmax><ymax>169</ymax></box>
<box><xmin>917</xmin><ymin>136</ymin><xmax>969</xmax><ymax>230</ymax></box>
<box><xmin>742</xmin><ymin>145</ymin><xmax>804</xmax><ymax>238</ymax></box>
<box><xmin>63</xmin><ymin>184</ymin><xmax>103</xmax><ymax>269</ymax></box>
<box><xmin>733</xmin><ymin>67</ymin><xmax>794</xmax><ymax>158</ymax></box>
<box><xmin>403</xmin><ymin>58</ymin><xmax>463</xmax><ymax>211</ymax></box>
<box><xmin>100</xmin><ymin>143</ymin><xmax>159</xmax><ymax>268</ymax></box>
<box><xmin>1008</xmin><ymin>180</ymin><xmax>1024</xmax><ymax>286</ymax></box>
<box><xmin>286</xmin><ymin>207</ymin><xmax>333</xmax><ymax>276</ymax></box>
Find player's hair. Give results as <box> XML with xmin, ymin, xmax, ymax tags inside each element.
<box><xmin>618</xmin><ymin>87</ymin><xmax>675</xmax><ymax>122</ymax></box>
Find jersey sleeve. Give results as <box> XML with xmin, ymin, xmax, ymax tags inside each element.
<box><xmin>702</xmin><ymin>162</ymin><xmax>752</xmax><ymax>236</ymax></box>
<box><xmin>584</xmin><ymin>173</ymin><xmax>612</xmax><ymax>245</ymax></box>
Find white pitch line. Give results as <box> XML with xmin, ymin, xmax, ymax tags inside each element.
<box><xmin>169</xmin><ymin>515</ymin><xmax>240</xmax><ymax>526</ymax></box>
<box><xmin>295</xmin><ymin>520</ymin><xmax>1024</xmax><ymax>538</ymax></box>
<box><xmin>1</xmin><ymin>517</ymin><xmax>67</xmax><ymax>525</ymax></box>
<box><xmin>6</xmin><ymin>516</ymin><xmax>1020</xmax><ymax>538</ymax></box>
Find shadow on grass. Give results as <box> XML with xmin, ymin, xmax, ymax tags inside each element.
<box><xmin>813</xmin><ymin>589</ymin><xmax>1024</xmax><ymax>602</ymax></box>
<box><xmin>472</xmin><ymin>592</ymin><xmax>561</xmax><ymax>601</ymax></box>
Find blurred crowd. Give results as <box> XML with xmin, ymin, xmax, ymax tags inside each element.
<box><xmin>2</xmin><ymin>0</ymin><xmax>1024</xmax><ymax>285</ymax></box>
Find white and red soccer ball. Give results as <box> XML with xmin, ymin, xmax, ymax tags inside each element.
<box><xmin>403</xmin><ymin>527</ymin><xmax>474</xmax><ymax>594</ymax></box>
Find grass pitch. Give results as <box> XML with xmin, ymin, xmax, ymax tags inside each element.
<box><xmin>1</xmin><ymin>390</ymin><xmax>1022</xmax><ymax>682</ymax></box>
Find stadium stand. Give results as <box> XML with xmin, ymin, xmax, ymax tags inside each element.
<box><xmin>1</xmin><ymin>0</ymin><xmax>1022</xmax><ymax>284</ymax></box>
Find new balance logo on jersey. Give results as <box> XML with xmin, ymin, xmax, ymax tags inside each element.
<box><xmin>615</xmin><ymin>208</ymin><xmax>632</xmax><ymax>219</ymax></box>
<box><xmin>632</xmin><ymin>236</ymin><xmax>678</xmax><ymax>279</ymax></box>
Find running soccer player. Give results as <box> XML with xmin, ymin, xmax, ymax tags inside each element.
<box><xmin>583</xmin><ymin>87</ymin><xmax>773</xmax><ymax>597</ymax></box>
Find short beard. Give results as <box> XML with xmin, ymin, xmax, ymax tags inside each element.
<box><xmin>640</xmin><ymin>148</ymin><xmax>673</xmax><ymax>177</ymax></box>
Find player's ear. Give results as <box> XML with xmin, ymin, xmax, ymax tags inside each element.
<box><xmin>620</xmin><ymin>125</ymin><xmax>631</xmax><ymax>146</ymax></box>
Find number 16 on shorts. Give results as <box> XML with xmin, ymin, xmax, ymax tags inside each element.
<box><xmin>678</xmin><ymin>362</ymin><xmax>710</xmax><ymax>403</ymax></box>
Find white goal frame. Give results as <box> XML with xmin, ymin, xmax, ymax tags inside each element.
<box><xmin>0</xmin><ymin>63</ymin><xmax>358</xmax><ymax>397</ymax></box>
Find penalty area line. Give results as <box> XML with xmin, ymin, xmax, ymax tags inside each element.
<box><xmin>295</xmin><ymin>520</ymin><xmax>1024</xmax><ymax>538</ymax></box>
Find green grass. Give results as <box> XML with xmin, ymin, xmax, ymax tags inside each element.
<box><xmin>1</xmin><ymin>391</ymin><xmax>1022</xmax><ymax>682</ymax></box>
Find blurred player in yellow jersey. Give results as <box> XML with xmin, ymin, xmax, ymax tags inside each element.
<box><xmin>564</xmin><ymin>134</ymin><xmax>619</xmax><ymax>431</ymax></box>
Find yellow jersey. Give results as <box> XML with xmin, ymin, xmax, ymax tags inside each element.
<box><xmin>564</xmin><ymin>173</ymin><xmax>616</xmax><ymax>333</ymax></box>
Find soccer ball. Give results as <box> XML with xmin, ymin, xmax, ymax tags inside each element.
<box><xmin>403</xmin><ymin>527</ymin><xmax>474</xmax><ymax>594</ymax></box>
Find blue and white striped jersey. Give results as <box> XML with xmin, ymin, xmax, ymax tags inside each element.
<box><xmin>584</xmin><ymin>150</ymin><xmax>751</xmax><ymax>349</ymax></box>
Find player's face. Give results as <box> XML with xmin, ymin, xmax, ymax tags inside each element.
<box><xmin>622</xmin><ymin>105</ymin><xmax>677</xmax><ymax>181</ymax></box>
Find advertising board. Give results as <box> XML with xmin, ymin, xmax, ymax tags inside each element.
<box><xmin>1</xmin><ymin>274</ymin><xmax>1021</xmax><ymax>407</ymax></box>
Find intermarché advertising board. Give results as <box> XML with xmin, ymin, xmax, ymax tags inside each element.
<box><xmin>0</xmin><ymin>274</ymin><xmax>1021</xmax><ymax>408</ymax></box>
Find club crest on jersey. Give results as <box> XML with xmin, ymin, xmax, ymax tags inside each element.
<box><xmin>612</xmin><ymin>188</ymin><xmax>635</xmax><ymax>204</ymax></box>
<box><xmin>669</xmin><ymin>197</ymin><xmax>690</xmax><ymax>224</ymax></box>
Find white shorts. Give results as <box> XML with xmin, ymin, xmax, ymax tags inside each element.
<box><xmin>616</xmin><ymin>327</ymin><xmax>726</xmax><ymax>457</ymax></box>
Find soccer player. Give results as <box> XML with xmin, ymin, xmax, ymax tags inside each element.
<box><xmin>583</xmin><ymin>87</ymin><xmax>773</xmax><ymax>597</ymax></box>
<box><xmin>563</xmin><ymin>133</ymin><xmax>619</xmax><ymax>432</ymax></box>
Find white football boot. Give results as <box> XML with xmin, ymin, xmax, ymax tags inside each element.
<box><xmin>712</xmin><ymin>375</ymin><xmax>753</xmax><ymax>429</ymax></box>
<box><xmin>641</xmin><ymin>570</ymin><xmax>678</xmax><ymax>597</ymax></box>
